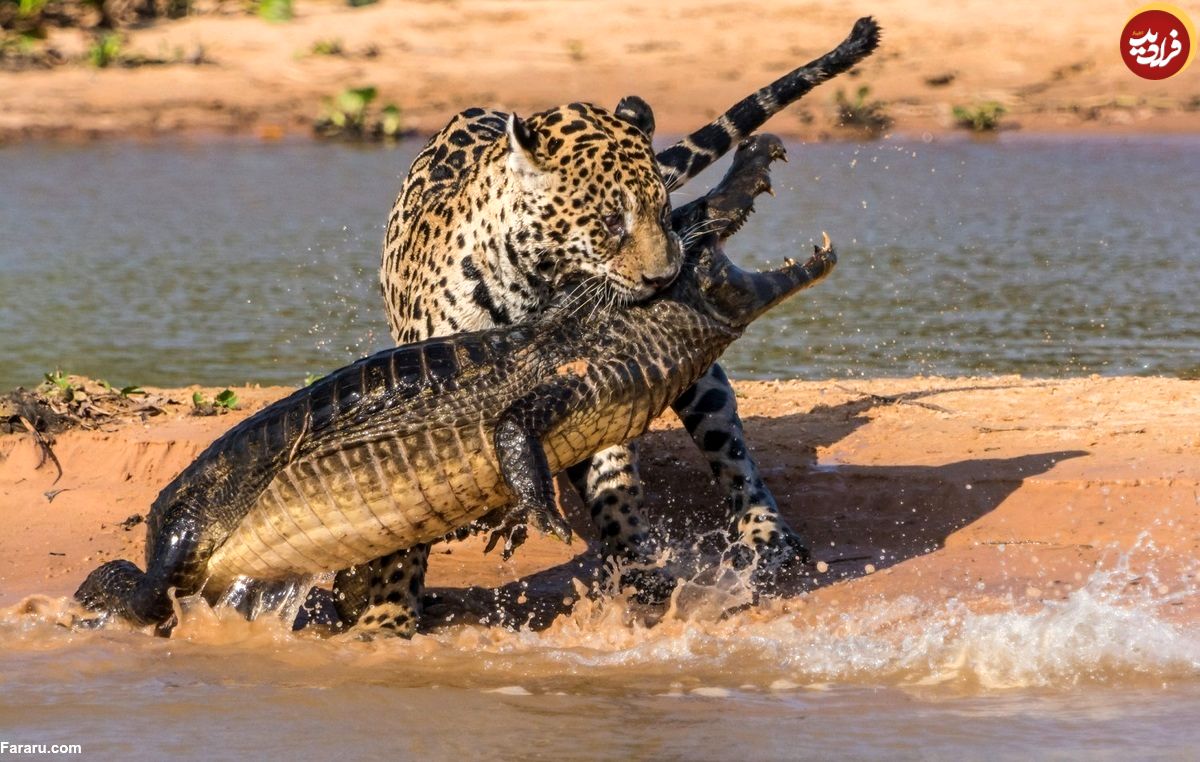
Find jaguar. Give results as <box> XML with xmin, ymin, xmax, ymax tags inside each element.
<box><xmin>333</xmin><ymin>17</ymin><xmax>881</xmax><ymax>635</ymax></box>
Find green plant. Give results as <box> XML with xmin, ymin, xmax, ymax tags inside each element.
<box><xmin>43</xmin><ymin>369</ymin><xmax>80</xmax><ymax>400</ymax></box>
<box><xmin>0</xmin><ymin>0</ymin><xmax>48</xmax><ymax>42</ymax></box>
<box><xmin>834</xmin><ymin>85</ymin><xmax>892</xmax><ymax>136</ymax></box>
<box><xmin>310</xmin><ymin>38</ymin><xmax>343</xmax><ymax>56</ymax></box>
<box><xmin>324</xmin><ymin>85</ymin><xmax>376</xmax><ymax>132</ymax></box>
<box><xmin>17</xmin><ymin>0</ymin><xmax>49</xmax><ymax>17</ymax></box>
<box><xmin>314</xmin><ymin>86</ymin><xmax>408</xmax><ymax>141</ymax></box>
<box><xmin>952</xmin><ymin>101</ymin><xmax>1006</xmax><ymax>132</ymax></box>
<box><xmin>303</xmin><ymin>372</ymin><xmax>320</xmax><ymax>386</ymax></box>
<box><xmin>378</xmin><ymin>103</ymin><xmax>403</xmax><ymax>139</ymax></box>
<box><xmin>88</xmin><ymin>33</ymin><xmax>122</xmax><ymax>68</ymax></box>
<box><xmin>346</xmin><ymin>0</ymin><xmax>377</xmax><ymax>7</ymax></box>
<box><xmin>256</xmin><ymin>0</ymin><xmax>293</xmax><ymax>22</ymax></box>
<box><xmin>98</xmin><ymin>379</ymin><xmax>146</xmax><ymax>398</ymax></box>
<box><xmin>0</xmin><ymin>34</ymin><xmax>30</xmax><ymax>54</ymax></box>
<box><xmin>192</xmin><ymin>388</ymin><xmax>238</xmax><ymax>412</ymax></box>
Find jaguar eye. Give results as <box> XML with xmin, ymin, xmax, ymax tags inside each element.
<box><xmin>660</xmin><ymin>205</ymin><xmax>672</xmax><ymax>228</ymax></box>
<box><xmin>602</xmin><ymin>211</ymin><xmax>625</xmax><ymax>239</ymax></box>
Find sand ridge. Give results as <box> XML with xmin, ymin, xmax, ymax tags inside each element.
<box><xmin>1</xmin><ymin>376</ymin><xmax>1196</xmax><ymax>627</ymax></box>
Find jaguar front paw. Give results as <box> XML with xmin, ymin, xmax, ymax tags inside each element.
<box><xmin>597</xmin><ymin>535</ymin><xmax>678</xmax><ymax>605</ymax></box>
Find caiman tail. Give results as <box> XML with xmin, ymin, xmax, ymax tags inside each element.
<box><xmin>75</xmin><ymin>560</ymin><xmax>174</xmax><ymax>628</ymax></box>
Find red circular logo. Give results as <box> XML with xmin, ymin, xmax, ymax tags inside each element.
<box><xmin>1122</xmin><ymin>7</ymin><xmax>1192</xmax><ymax>80</ymax></box>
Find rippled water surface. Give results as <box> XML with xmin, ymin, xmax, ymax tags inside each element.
<box><xmin>1</xmin><ymin>136</ymin><xmax>1197</xmax><ymax>390</ymax></box>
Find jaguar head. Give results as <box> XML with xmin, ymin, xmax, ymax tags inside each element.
<box><xmin>505</xmin><ymin>99</ymin><xmax>682</xmax><ymax>303</ymax></box>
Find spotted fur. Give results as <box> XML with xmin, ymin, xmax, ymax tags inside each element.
<box><xmin>381</xmin><ymin>103</ymin><xmax>681</xmax><ymax>341</ymax></box>
<box><xmin>337</xmin><ymin>18</ymin><xmax>881</xmax><ymax>635</ymax></box>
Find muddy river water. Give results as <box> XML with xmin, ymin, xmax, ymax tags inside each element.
<box><xmin>4</xmin><ymin>555</ymin><xmax>1200</xmax><ymax>758</ymax></box>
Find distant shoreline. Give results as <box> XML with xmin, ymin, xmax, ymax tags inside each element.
<box><xmin>2</xmin><ymin>0</ymin><xmax>1197</xmax><ymax>145</ymax></box>
<box><xmin>5</xmin><ymin>126</ymin><xmax>1200</xmax><ymax>150</ymax></box>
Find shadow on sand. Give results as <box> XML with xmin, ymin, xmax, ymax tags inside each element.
<box><xmin>421</xmin><ymin>384</ymin><xmax>1087</xmax><ymax>631</ymax></box>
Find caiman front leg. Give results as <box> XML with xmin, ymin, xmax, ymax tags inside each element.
<box><xmin>327</xmin><ymin>387</ymin><xmax>579</xmax><ymax>636</ymax></box>
<box><xmin>487</xmin><ymin>387</ymin><xmax>577</xmax><ymax>557</ymax></box>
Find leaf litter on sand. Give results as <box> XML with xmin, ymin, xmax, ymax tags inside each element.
<box><xmin>0</xmin><ymin>373</ymin><xmax>176</xmax><ymax>482</ymax></box>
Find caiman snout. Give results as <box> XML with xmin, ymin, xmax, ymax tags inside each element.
<box><xmin>701</xmin><ymin>231</ymin><xmax>838</xmax><ymax>328</ymax></box>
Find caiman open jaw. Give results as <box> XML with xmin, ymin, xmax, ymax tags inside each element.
<box><xmin>694</xmin><ymin>230</ymin><xmax>837</xmax><ymax>330</ymax></box>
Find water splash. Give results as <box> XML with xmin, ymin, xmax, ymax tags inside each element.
<box><xmin>3</xmin><ymin>540</ymin><xmax>1197</xmax><ymax>694</ymax></box>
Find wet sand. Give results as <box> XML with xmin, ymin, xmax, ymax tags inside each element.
<box><xmin>2</xmin><ymin>0</ymin><xmax>1198</xmax><ymax>142</ymax></box>
<box><xmin>2</xmin><ymin>375</ymin><xmax>1196</xmax><ymax>629</ymax></box>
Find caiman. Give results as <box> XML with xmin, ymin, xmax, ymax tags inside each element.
<box><xmin>74</xmin><ymin>135</ymin><xmax>839</xmax><ymax>630</ymax></box>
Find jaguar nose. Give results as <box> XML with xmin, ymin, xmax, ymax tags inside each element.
<box><xmin>641</xmin><ymin>271</ymin><xmax>677</xmax><ymax>291</ymax></box>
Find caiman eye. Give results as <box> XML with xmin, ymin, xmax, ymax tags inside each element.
<box><xmin>602</xmin><ymin>211</ymin><xmax>625</xmax><ymax>240</ymax></box>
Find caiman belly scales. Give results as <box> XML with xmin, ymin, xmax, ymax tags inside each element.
<box><xmin>205</xmin><ymin>308</ymin><xmax>720</xmax><ymax>589</ymax></box>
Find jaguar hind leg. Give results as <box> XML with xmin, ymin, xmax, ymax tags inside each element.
<box><xmin>567</xmin><ymin>444</ymin><xmax>676</xmax><ymax>602</ymax></box>
<box><xmin>568</xmin><ymin>444</ymin><xmax>651</xmax><ymax>557</ymax></box>
<box><xmin>330</xmin><ymin>545</ymin><xmax>428</xmax><ymax>638</ymax></box>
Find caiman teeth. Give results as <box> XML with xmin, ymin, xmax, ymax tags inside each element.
<box><xmin>724</xmin><ymin>202</ymin><xmax>756</xmax><ymax>237</ymax></box>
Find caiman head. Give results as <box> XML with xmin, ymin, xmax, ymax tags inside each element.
<box><xmin>672</xmin><ymin>230</ymin><xmax>837</xmax><ymax>330</ymax></box>
<box><xmin>660</xmin><ymin>132</ymin><xmax>838</xmax><ymax>330</ymax></box>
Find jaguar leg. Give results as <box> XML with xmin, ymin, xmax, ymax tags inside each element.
<box><xmin>568</xmin><ymin>444</ymin><xmax>674</xmax><ymax>602</ymax></box>
<box><xmin>672</xmin><ymin>363</ymin><xmax>810</xmax><ymax>578</ymax></box>
<box><xmin>568</xmin><ymin>444</ymin><xmax>651</xmax><ymax>557</ymax></box>
<box><xmin>331</xmin><ymin>545</ymin><xmax>428</xmax><ymax>638</ymax></box>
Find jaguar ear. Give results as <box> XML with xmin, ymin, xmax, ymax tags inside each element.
<box><xmin>614</xmin><ymin>95</ymin><xmax>655</xmax><ymax>139</ymax></box>
<box><xmin>507</xmin><ymin>113</ymin><xmax>542</xmax><ymax>175</ymax></box>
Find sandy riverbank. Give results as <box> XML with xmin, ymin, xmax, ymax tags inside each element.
<box><xmin>1</xmin><ymin>0</ymin><xmax>1198</xmax><ymax>143</ymax></box>
<box><xmin>1</xmin><ymin>375</ymin><xmax>1196</xmax><ymax>629</ymax></box>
